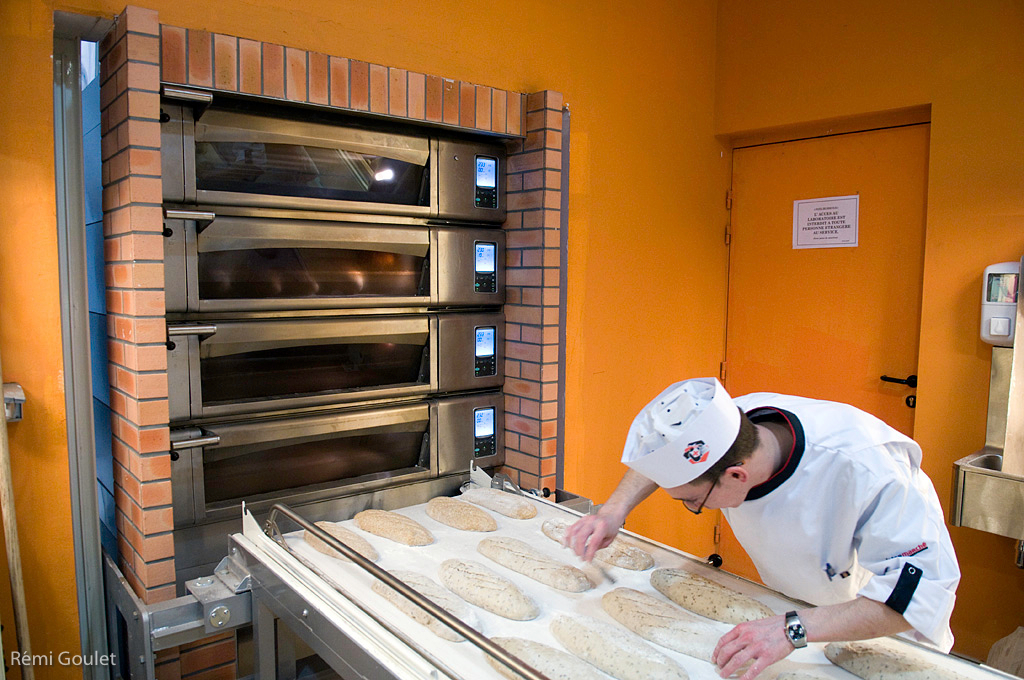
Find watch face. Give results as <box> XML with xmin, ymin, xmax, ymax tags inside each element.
<box><xmin>787</xmin><ymin>622</ymin><xmax>805</xmax><ymax>639</ymax></box>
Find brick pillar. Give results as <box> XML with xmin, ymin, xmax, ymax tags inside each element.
<box><xmin>501</xmin><ymin>90</ymin><xmax>564</xmax><ymax>493</ymax></box>
<box><xmin>99</xmin><ymin>5</ymin><xmax>175</xmax><ymax>605</ymax></box>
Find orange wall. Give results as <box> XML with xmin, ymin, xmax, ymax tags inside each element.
<box><xmin>0</xmin><ymin>0</ymin><xmax>728</xmax><ymax>667</ymax></box>
<box><xmin>716</xmin><ymin>0</ymin><xmax>1024</xmax><ymax>660</ymax></box>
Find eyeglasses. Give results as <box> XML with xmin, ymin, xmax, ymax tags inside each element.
<box><xmin>682</xmin><ymin>475</ymin><xmax>718</xmax><ymax>516</ymax></box>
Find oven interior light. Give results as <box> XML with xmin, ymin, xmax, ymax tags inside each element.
<box><xmin>375</xmin><ymin>168</ymin><xmax>395</xmax><ymax>182</ymax></box>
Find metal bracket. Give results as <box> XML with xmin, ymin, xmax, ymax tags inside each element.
<box><xmin>104</xmin><ymin>551</ymin><xmax>253</xmax><ymax>679</ymax></box>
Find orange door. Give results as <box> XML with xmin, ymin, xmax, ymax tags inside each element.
<box><xmin>719</xmin><ymin>124</ymin><xmax>930</xmax><ymax>582</ymax></box>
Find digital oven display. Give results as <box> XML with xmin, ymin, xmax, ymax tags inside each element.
<box><xmin>475</xmin><ymin>156</ymin><xmax>498</xmax><ymax>209</ymax></box>
<box><xmin>475</xmin><ymin>327</ymin><xmax>496</xmax><ymax>357</ymax></box>
<box><xmin>475</xmin><ymin>242</ymin><xmax>496</xmax><ymax>273</ymax></box>
<box><xmin>474</xmin><ymin>407</ymin><xmax>495</xmax><ymax>438</ymax></box>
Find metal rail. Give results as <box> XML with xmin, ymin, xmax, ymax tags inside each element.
<box><xmin>265</xmin><ymin>502</ymin><xmax>553</xmax><ymax>680</ymax></box>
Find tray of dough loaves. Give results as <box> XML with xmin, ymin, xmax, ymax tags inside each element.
<box><xmin>248</xmin><ymin>489</ymin><xmax>1011</xmax><ymax>680</ymax></box>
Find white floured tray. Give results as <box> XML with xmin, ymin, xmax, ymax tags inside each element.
<box><xmin>238</xmin><ymin>492</ymin><xmax>1008</xmax><ymax>680</ymax></box>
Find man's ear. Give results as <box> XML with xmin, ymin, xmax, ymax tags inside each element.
<box><xmin>726</xmin><ymin>464</ymin><xmax>749</xmax><ymax>483</ymax></box>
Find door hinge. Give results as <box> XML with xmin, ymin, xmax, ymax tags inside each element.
<box><xmin>713</xmin><ymin>523</ymin><xmax>721</xmax><ymax>545</ymax></box>
<box><xmin>724</xmin><ymin>222</ymin><xmax>731</xmax><ymax>246</ymax></box>
<box><xmin>719</xmin><ymin>361</ymin><xmax>727</xmax><ymax>382</ymax></box>
<box><xmin>726</xmin><ymin>189</ymin><xmax>733</xmax><ymax>211</ymax></box>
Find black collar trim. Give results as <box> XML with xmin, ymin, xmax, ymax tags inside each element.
<box><xmin>744</xmin><ymin>407</ymin><xmax>805</xmax><ymax>501</ymax></box>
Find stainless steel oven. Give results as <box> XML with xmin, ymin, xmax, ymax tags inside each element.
<box><xmin>162</xmin><ymin>99</ymin><xmax>507</xmax><ymax>223</ymax></box>
<box><xmin>163</xmin><ymin>208</ymin><xmax>505</xmax><ymax>312</ymax></box>
<box><xmin>167</xmin><ymin>312</ymin><xmax>504</xmax><ymax>422</ymax></box>
<box><xmin>170</xmin><ymin>391</ymin><xmax>502</xmax><ymax>582</ymax></box>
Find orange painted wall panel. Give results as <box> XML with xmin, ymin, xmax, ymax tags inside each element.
<box><xmin>716</xmin><ymin>0</ymin><xmax>1024</xmax><ymax>660</ymax></box>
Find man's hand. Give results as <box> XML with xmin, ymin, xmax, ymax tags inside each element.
<box><xmin>713</xmin><ymin>614</ymin><xmax>793</xmax><ymax>680</ymax></box>
<box><xmin>563</xmin><ymin>513</ymin><xmax>622</xmax><ymax>562</ymax></box>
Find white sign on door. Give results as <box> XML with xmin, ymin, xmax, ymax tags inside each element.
<box><xmin>793</xmin><ymin>195</ymin><xmax>859</xmax><ymax>249</ymax></box>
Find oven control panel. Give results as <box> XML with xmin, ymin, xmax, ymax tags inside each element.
<box><xmin>474</xmin><ymin>241</ymin><xmax>498</xmax><ymax>293</ymax></box>
<box><xmin>474</xmin><ymin>407</ymin><xmax>497</xmax><ymax>458</ymax></box>
<box><xmin>474</xmin><ymin>326</ymin><xmax>497</xmax><ymax>377</ymax></box>
<box><xmin>475</xmin><ymin>156</ymin><xmax>498</xmax><ymax>209</ymax></box>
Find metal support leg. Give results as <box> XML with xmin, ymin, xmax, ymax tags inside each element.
<box><xmin>253</xmin><ymin>599</ymin><xmax>278</xmax><ymax>680</ymax></box>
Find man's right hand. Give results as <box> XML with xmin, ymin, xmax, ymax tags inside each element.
<box><xmin>564</xmin><ymin>512</ymin><xmax>623</xmax><ymax>562</ymax></box>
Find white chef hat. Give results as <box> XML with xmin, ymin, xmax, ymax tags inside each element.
<box><xmin>621</xmin><ymin>378</ymin><xmax>741</xmax><ymax>488</ymax></box>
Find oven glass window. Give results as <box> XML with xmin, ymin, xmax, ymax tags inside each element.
<box><xmin>203</xmin><ymin>430</ymin><xmax>427</xmax><ymax>504</ymax></box>
<box><xmin>194</xmin><ymin>142</ymin><xmax>429</xmax><ymax>206</ymax></box>
<box><xmin>198</xmin><ymin>248</ymin><xmax>427</xmax><ymax>300</ymax></box>
<box><xmin>201</xmin><ymin>342</ymin><xmax>428</xmax><ymax>405</ymax></box>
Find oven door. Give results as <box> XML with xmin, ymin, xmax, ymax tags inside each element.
<box><xmin>167</xmin><ymin>312</ymin><xmax>504</xmax><ymax>421</ymax></box>
<box><xmin>164</xmin><ymin>104</ymin><xmax>433</xmax><ymax>216</ymax></box>
<box><xmin>169</xmin><ymin>392</ymin><xmax>503</xmax><ymax>526</ymax></box>
<box><xmin>163</xmin><ymin>210</ymin><xmax>505</xmax><ymax>312</ymax></box>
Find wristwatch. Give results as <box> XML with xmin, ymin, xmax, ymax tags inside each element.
<box><xmin>784</xmin><ymin>611</ymin><xmax>807</xmax><ymax>648</ymax></box>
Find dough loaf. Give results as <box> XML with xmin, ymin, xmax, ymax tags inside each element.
<box><xmin>824</xmin><ymin>639</ymin><xmax>973</xmax><ymax>680</ymax></box>
<box><xmin>303</xmin><ymin>521</ymin><xmax>379</xmax><ymax>563</ymax></box>
<box><xmin>602</xmin><ymin>587</ymin><xmax>725</xmax><ymax>661</ymax></box>
<box><xmin>485</xmin><ymin>637</ymin><xmax>608</xmax><ymax>680</ymax></box>
<box><xmin>460</xmin><ymin>488</ymin><xmax>537</xmax><ymax>519</ymax></box>
<box><xmin>426</xmin><ymin>496</ymin><xmax>497</xmax><ymax>532</ymax></box>
<box><xmin>550</xmin><ymin>614</ymin><xmax>689</xmax><ymax>680</ymax></box>
<box><xmin>650</xmin><ymin>568</ymin><xmax>773</xmax><ymax>624</ymax></box>
<box><xmin>439</xmin><ymin>559</ymin><xmax>539</xmax><ymax>621</ymax></box>
<box><xmin>371</xmin><ymin>569</ymin><xmax>479</xmax><ymax>642</ymax></box>
<box><xmin>354</xmin><ymin>509</ymin><xmax>433</xmax><ymax>546</ymax></box>
<box><xmin>477</xmin><ymin>536</ymin><xmax>592</xmax><ymax>592</ymax></box>
<box><xmin>541</xmin><ymin>517</ymin><xmax>654</xmax><ymax>570</ymax></box>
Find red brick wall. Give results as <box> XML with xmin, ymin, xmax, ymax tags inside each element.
<box><xmin>99</xmin><ymin>5</ymin><xmax>176</xmax><ymax>606</ymax></box>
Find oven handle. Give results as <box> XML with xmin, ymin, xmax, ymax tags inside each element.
<box><xmin>164</xmin><ymin>208</ymin><xmax>216</xmax><ymax>222</ymax></box>
<box><xmin>266</xmin><ymin>503</ymin><xmax>552</xmax><ymax>680</ymax></box>
<box><xmin>162</xmin><ymin>85</ymin><xmax>213</xmax><ymax>105</ymax></box>
<box><xmin>167</xmin><ymin>323</ymin><xmax>218</xmax><ymax>337</ymax></box>
<box><xmin>170</xmin><ymin>430</ymin><xmax>221</xmax><ymax>450</ymax></box>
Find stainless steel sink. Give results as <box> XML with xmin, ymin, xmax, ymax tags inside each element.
<box><xmin>951</xmin><ymin>447</ymin><xmax>1024</xmax><ymax>540</ymax></box>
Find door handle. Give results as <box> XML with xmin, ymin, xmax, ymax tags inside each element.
<box><xmin>880</xmin><ymin>374</ymin><xmax>917</xmax><ymax>388</ymax></box>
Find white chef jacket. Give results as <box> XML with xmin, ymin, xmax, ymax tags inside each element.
<box><xmin>722</xmin><ymin>393</ymin><xmax>959</xmax><ymax>651</ymax></box>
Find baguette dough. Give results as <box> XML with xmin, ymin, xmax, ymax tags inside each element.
<box><xmin>824</xmin><ymin>639</ymin><xmax>973</xmax><ymax>680</ymax></box>
<box><xmin>371</xmin><ymin>569</ymin><xmax>479</xmax><ymax>642</ymax></box>
<box><xmin>485</xmin><ymin>637</ymin><xmax>608</xmax><ymax>680</ymax></box>
<box><xmin>550</xmin><ymin>614</ymin><xmax>690</xmax><ymax>680</ymax></box>
<box><xmin>542</xmin><ymin>517</ymin><xmax>655</xmax><ymax>571</ymax></box>
<box><xmin>439</xmin><ymin>559</ymin><xmax>539</xmax><ymax>621</ymax></box>
<box><xmin>460</xmin><ymin>488</ymin><xmax>538</xmax><ymax>519</ymax></box>
<box><xmin>477</xmin><ymin>536</ymin><xmax>592</xmax><ymax>592</ymax></box>
<box><xmin>354</xmin><ymin>509</ymin><xmax>434</xmax><ymax>546</ymax></box>
<box><xmin>602</xmin><ymin>587</ymin><xmax>725</xmax><ymax>661</ymax></box>
<box><xmin>303</xmin><ymin>521</ymin><xmax>379</xmax><ymax>563</ymax></box>
<box><xmin>651</xmin><ymin>568</ymin><xmax>773</xmax><ymax>624</ymax></box>
<box><xmin>426</xmin><ymin>496</ymin><xmax>497</xmax><ymax>532</ymax></box>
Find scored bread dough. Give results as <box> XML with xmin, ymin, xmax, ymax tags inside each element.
<box><xmin>550</xmin><ymin>614</ymin><xmax>690</xmax><ymax>680</ymax></box>
<box><xmin>541</xmin><ymin>517</ymin><xmax>655</xmax><ymax>570</ymax></box>
<box><xmin>371</xmin><ymin>569</ymin><xmax>479</xmax><ymax>642</ymax></box>
<box><xmin>439</xmin><ymin>558</ymin><xmax>539</xmax><ymax>621</ymax></box>
<box><xmin>303</xmin><ymin>521</ymin><xmax>379</xmax><ymax>563</ymax></box>
<box><xmin>825</xmin><ymin>639</ymin><xmax>973</xmax><ymax>680</ymax></box>
<box><xmin>354</xmin><ymin>509</ymin><xmax>434</xmax><ymax>546</ymax></box>
<box><xmin>426</xmin><ymin>496</ymin><xmax>497</xmax><ymax>532</ymax></box>
<box><xmin>460</xmin><ymin>488</ymin><xmax>538</xmax><ymax>519</ymax></box>
<box><xmin>602</xmin><ymin>587</ymin><xmax>725</xmax><ymax>661</ymax></box>
<box><xmin>650</xmin><ymin>568</ymin><xmax>774</xmax><ymax>624</ymax></box>
<box><xmin>485</xmin><ymin>637</ymin><xmax>609</xmax><ymax>680</ymax></box>
<box><xmin>477</xmin><ymin>536</ymin><xmax>592</xmax><ymax>592</ymax></box>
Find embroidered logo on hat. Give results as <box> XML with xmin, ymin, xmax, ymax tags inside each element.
<box><xmin>683</xmin><ymin>440</ymin><xmax>709</xmax><ymax>464</ymax></box>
